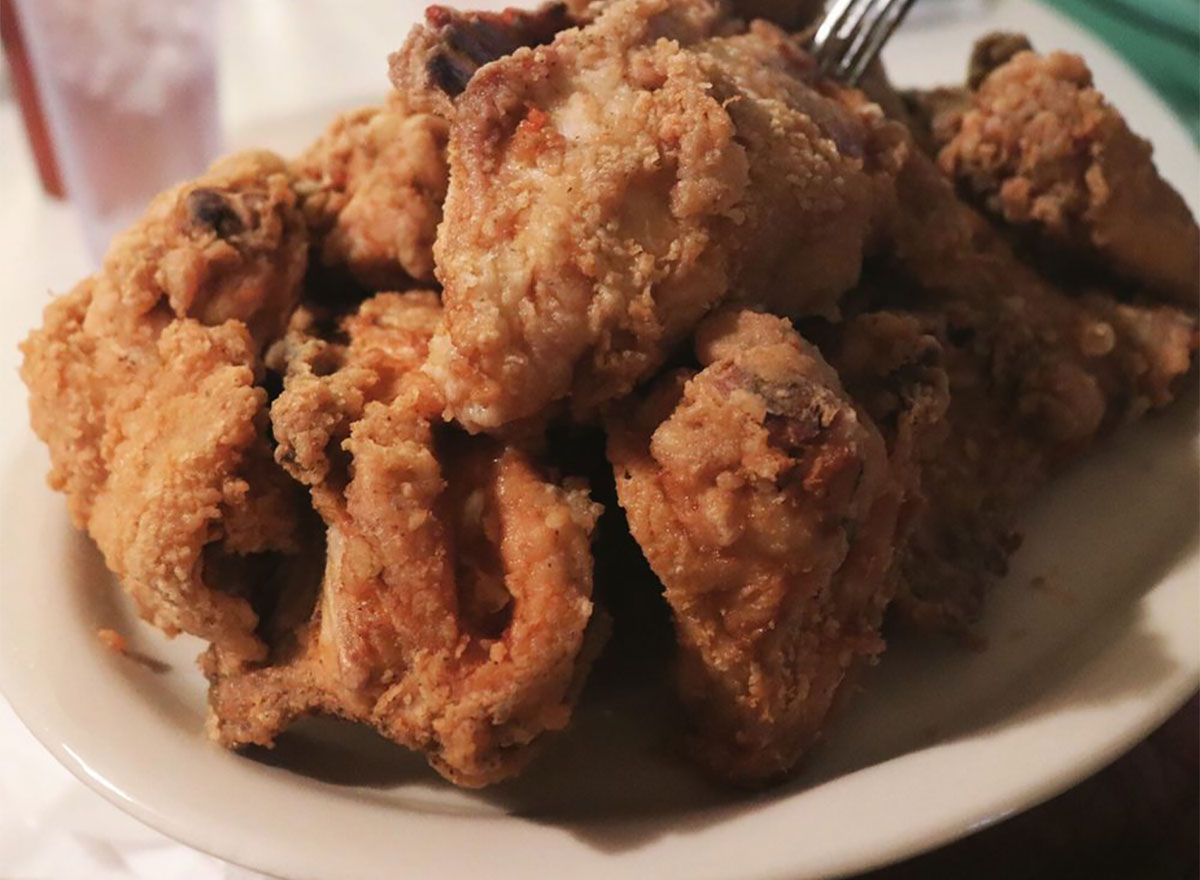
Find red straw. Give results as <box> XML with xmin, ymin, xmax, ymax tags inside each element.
<box><xmin>1</xmin><ymin>0</ymin><xmax>64</xmax><ymax>197</ymax></box>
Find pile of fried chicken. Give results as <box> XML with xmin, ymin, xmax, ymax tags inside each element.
<box><xmin>21</xmin><ymin>0</ymin><xmax>1198</xmax><ymax>789</ymax></box>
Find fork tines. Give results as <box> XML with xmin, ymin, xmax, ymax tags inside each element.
<box><xmin>811</xmin><ymin>0</ymin><xmax>918</xmax><ymax>85</ymax></box>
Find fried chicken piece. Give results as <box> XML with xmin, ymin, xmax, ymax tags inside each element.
<box><xmin>965</xmin><ymin>31</ymin><xmax>1033</xmax><ymax>90</ymax></box>
<box><xmin>894</xmin><ymin>291</ymin><xmax>1196</xmax><ymax>633</ymax></box>
<box><xmin>207</xmin><ymin>292</ymin><xmax>604</xmax><ymax>787</ymax></box>
<box><xmin>936</xmin><ymin>47</ymin><xmax>1199</xmax><ymax>304</ymax></box>
<box><xmin>888</xmin><ymin>139</ymin><xmax>1196</xmax><ymax>443</ymax></box>
<box><xmin>20</xmin><ymin>152</ymin><xmax>310</xmax><ymax>668</ymax></box>
<box><xmin>895</xmin><ymin>35</ymin><xmax>1030</xmax><ymax>155</ymax></box>
<box><xmin>896</xmin><ymin>85</ymin><xmax>967</xmax><ymax>154</ymax></box>
<box><xmin>293</xmin><ymin>98</ymin><xmax>449</xmax><ymax>289</ymax></box>
<box><xmin>390</xmin><ymin>2</ymin><xmax>579</xmax><ymax>116</ymax></box>
<box><xmin>608</xmin><ymin>309</ymin><xmax>937</xmax><ymax>784</ymax></box>
<box><xmin>264</xmin><ymin>291</ymin><xmax>445</xmax><ymax>487</ymax></box>
<box><xmin>861</xmin><ymin>143</ymin><xmax>1199</xmax><ymax>632</ymax></box>
<box><xmin>392</xmin><ymin>0</ymin><xmax>903</xmax><ymax>431</ymax></box>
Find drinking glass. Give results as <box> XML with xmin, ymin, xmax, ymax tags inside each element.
<box><xmin>12</xmin><ymin>0</ymin><xmax>221</xmax><ymax>261</ymax></box>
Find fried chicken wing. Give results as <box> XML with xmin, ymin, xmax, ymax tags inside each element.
<box><xmin>392</xmin><ymin>0</ymin><xmax>903</xmax><ymax>431</ymax></box>
<box><xmin>294</xmin><ymin>99</ymin><xmax>449</xmax><ymax>289</ymax></box>
<box><xmin>608</xmin><ymin>309</ymin><xmax>936</xmax><ymax>783</ymax></box>
<box><xmin>208</xmin><ymin>292</ymin><xmax>603</xmax><ymax>787</ymax></box>
<box><xmin>20</xmin><ymin>152</ymin><xmax>309</xmax><ymax>668</ymax></box>
<box><xmin>935</xmin><ymin>46</ymin><xmax>1200</xmax><ymax>304</ymax></box>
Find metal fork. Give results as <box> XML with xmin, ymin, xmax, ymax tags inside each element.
<box><xmin>810</xmin><ymin>0</ymin><xmax>919</xmax><ymax>85</ymax></box>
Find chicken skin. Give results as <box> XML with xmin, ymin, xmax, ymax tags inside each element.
<box><xmin>20</xmin><ymin>152</ymin><xmax>309</xmax><ymax>669</ymax></box>
<box><xmin>854</xmin><ymin>141</ymin><xmax>1198</xmax><ymax>631</ymax></box>
<box><xmin>608</xmin><ymin>309</ymin><xmax>937</xmax><ymax>784</ymax></box>
<box><xmin>207</xmin><ymin>292</ymin><xmax>604</xmax><ymax>787</ymax></box>
<box><xmin>935</xmin><ymin>46</ymin><xmax>1200</xmax><ymax>304</ymax></box>
<box><xmin>294</xmin><ymin>99</ymin><xmax>449</xmax><ymax>290</ymax></box>
<box><xmin>393</xmin><ymin>0</ymin><xmax>904</xmax><ymax>431</ymax></box>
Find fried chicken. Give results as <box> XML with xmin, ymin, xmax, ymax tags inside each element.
<box><xmin>896</xmin><ymin>34</ymin><xmax>1030</xmax><ymax>155</ymax></box>
<box><xmin>391</xmin><ymin>0</ymin><xmax>904</xmax><ymax>431</ymax></box>
<box><xmin>294</xmin><ymin>98</ymin><xmax>449</xmax><ymax>289</ymax></box>
<box><xmin>890</xmin><ymin>290</ymin><xmax>1196</xmax><ymax>632</ymax></box>
<box><xmin>20</xmin><ymin>152</ymin><xmax>310</xmax><ymax>669</ymax></box>
<box><xmin>935</xmin><ymin>46</ymin><xmax>1200</xmax><ymax>304</ymax></box>
<box><xmin>608</xmin><ymin>309</ymin><xmax>938</xmax><ymax>784</ymax></box>
<box><xmin>19</xmin><ymin>0</ymin><xmax>1199</xmax><ymax>794</ymax></box>
<box><xmin>853</xmin><ymin>141</ymin><xmax>1199</xmax><ymax>632</ymax></box>
<box><xmin>207</xmin><ymin>292</ymin><xmax>604</xmax><ymax>787</ymax></box>
<box><xmin>390</xmin><ymin>2</ymin><xmax>579</xmax><ymax>117</ymax></box>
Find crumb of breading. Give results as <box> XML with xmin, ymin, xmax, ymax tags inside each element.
<box><xmin>97</xmin><ymin>628</ymin><xmax>128</xmax><ymax>654</ymax></box>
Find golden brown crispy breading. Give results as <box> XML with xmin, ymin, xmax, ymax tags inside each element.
<box><xmin>208</xmin><ymin>292</ymin><xmax>603</xmax><ymax>787</ymax></box>
<box><xmin>409</xmin><ymin>0</ymin><xmax>742</xmax><ymax>431</ymax></box>
<box><xmin>293</xmin><ymin>100</ymin><xmax>449</xmax><ymax>289</ymax></box>
<box><xmin>399</xmin><ymin>0</ymin><xmax>902</xmax><ymax>431</ymax></box>
<box><xmin>20</xmin><ymin>152</ymin><xmax>309</xmax><ymax>667</ymax></box>
<box><xmin>936</xmin><ymin>48</ymin><xmax>1200</xmax><ymax>304</ymax></box>
<box><xmin>95</xmin><ymin>151</ymin><xmax>309</xmax><ymax>346</ymax></box>
<box><xmin>894</xmin><ymin>35</ymin><xmax>1030</xmax><ymax>157</ymax></box>
<box><xmin>887</xmin><ymin>139</ymin><xmax>1196</xmax><ymax>445</ymax></box>
<box><xmin>892</xmin><ymin>291</ymin><xmax>1196</xmax><ymax>633</ymax></box>
<box><xmin>608</xmin><ymin>309</ymin><xmax>930</xmax><ymax>784</ymax></box>
<box><xmin>856</xmin><ymin>144</ymin><xmax>1199</xmax><ymax>632</ymax></box>
<box><xmin>265</xmin><ymin>291</ymin><xmax>444</xmax><ymax>488</ymax></box>
<box><xmin>706</xmin><ymin>28</ymin><xmax>909</xmax><ymax>301</ymax></box>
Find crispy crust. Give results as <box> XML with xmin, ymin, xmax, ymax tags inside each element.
<box><xmin>208</xmin><ymin>292</ymin><xmax>603</xmax><ymax>787</ymax></box>
<box><xmin>20</xmin><ymin>152</ymin><xmax>309</xmax><ymax>668</ymax></box>
<box><xmin>609</xmin><ymin>310</ymin><xmax>921</xmax><ymax>783</ymax></box>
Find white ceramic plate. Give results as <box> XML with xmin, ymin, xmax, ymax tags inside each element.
<box><xmin>1</xmin><ymin>2</ymin><xmax>1197</xmax><ymax>878</ymax></box>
